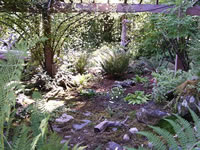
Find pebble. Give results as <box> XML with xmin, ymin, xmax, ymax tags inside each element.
<box><xmin>123</xmin><ymin>134</ymin><xmax>130</xmax><ymax>141</ymax></box>
<box><xmin>129</xmin><ymin>127</ymin><xmax>138</xmax><ymax>135</ymax></box>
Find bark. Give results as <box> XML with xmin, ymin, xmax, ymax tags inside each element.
<box><xmin>42</xmin><ymin>10</ymin><xmax>56</xmax><ymax>77</ymax></box>
<box><xmin>120</xmin><ymin>17</ymin><xmax>130</xmax><ymax>48</ymax></box>
<box><xmin>177</xmin><ymin>51</ymin><xmax>190</xmax><ymax>71</ymax></box>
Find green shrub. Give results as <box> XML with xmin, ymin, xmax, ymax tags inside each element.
<box><xmin>100</xmin><ymin>49</ymin><xmax>130</xmax><ymax>77</ymax></box>
<box><xmin>124</xmin><ymin>91</ymin><xmax>151</xmax><ymax>105</ymax></box>
<box><xmin>75</xmin><ymin>54</ymin><xmax>89</xmax><ymax>74</ymax></box>
<box><xmin>152</xmin><ymin>69</ymin><xmax>193</xmax><ymax>102</ymax></box>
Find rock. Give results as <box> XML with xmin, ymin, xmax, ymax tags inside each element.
<box><xmin>16</xmin><ymin>94</ymin><xmax>35</xmax><ymax>118</ymax></box>
<box><xmin>64</xmin><ymin>135</ymin><xmax>71</xmax><ymax>139</ymax></box>
<box><xmin>55</xmin><ymin>113</ymin><xmax>74</xmax><ymax>124</ymax></box>
<box><xmin>60</xmin><ymin>139</ymin><xmax>67</xmax><ymax>144</ymax></box>
<box><xmin>148</xmin><ymin>142</ymin><xmax>153</xmax><ymax>149</ymax></box>
<box><xmin>52</xmin><ymin>125</ymin><xmax>62</xmax><ymax>132</ymax></box>
<box><xmin>83</xmin><ymin>111</ymin><xmax>92</xmax><ymax>117</ymax></box>
<box><xmin>177</xmin><ymin>96</ymin><xmax>199</xmax><ymax>116</ymax></box>
<box><xmin>129</xmin><ymin>127</ymin><xmax>138</xmax><ymax>135</ymax></box>
<box><xmin>123</xmin><ymin>134</ymin><xmax>130</xmax><ymax>141</ymax></box>
<box><xmin>112</xmin><ymin>128</ymin><xmax>118</xmax><ymax>131</ymax></box>
<box><xmin>136</xmin><ymin>108</ymin><xmax>170</xmax><ymax>125</ymax></box>
<box><xmin>16</xmin><ymin>94</ymin><xmax>35</xmax><ymax>107</ymax></box>
<box><xmin>106</xmin><ymin>141</ymin><xmax>123</xmax><ymax>150</ymax></box>
<box><xmin>73</xmin><ymin>119</ymin><xmax>91</xmax><ymax>130</ymax></box>
<box><xmin>113</xmin><ymin>80</ymin><xmax>135</xmax><ymax>88</ymax></box>
<box><xmin>191</xmin><ymin>76</ymin><xmax>199</xmax><ymax>81</ymax></box>
<box><xmin>167</xmin><ymin>62</ymin><xmax>175</xmax><ymax>70</ymax></box>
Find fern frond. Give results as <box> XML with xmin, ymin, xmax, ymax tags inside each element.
<box><xmin>174</xmin><ymin>114</ymin><xmax>196</xmax><ymax>148</ymax></box>
<box><xmin>30</xmin><ymin>134</ymin><xmax>41</xmax><ymax>150</ymax></box>
<box><xmin>38</xmin><ymin>133</ymin><xmax>65</xmax><ymax>150</ymax></box>
<box><xmin>188</xmin><ymin>108</ymin><xmax>200</xmax><ymax>139</ymax></box>
<box><xmin>165</xmin><ymin>118</ymin><xmax>187</xmax><ymax>149</ymax></box>
<box><xmin>150</xmin><ymin>126</ymin><xmax>179</xmax><ymax>149</ymax></box>
<box><xmin>12</xmin><ymin>126</ymin><xmax>32</xmax><ymax>150</ymax></box>
<box><xmin>138</xmin><ymin>131</ymin><xmax>167</xmax><ymax>150</ymax></box>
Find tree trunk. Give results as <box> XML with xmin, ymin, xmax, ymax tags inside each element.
<box><xmin>42</xmin><ymin>10</ymin><xmax>56</xmax><ymax>77</ymax></box>
<box><xmin>177</xmin><ymin>51</ymin><xmax>190</xmax><ymax>71</ymax></box>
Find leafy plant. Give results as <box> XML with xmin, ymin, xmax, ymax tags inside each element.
<box><xmin>133</xmin><ymin>75</ymin><xmax>148</xmax><ymax>84</ymax></box>
<box><xmin>0</xmin><ymin>41</ymin><xmax>27</xmax><ymax>149</ymax></box>
<box><xmin>132</xmin><ymin>108</ymin><xmax>200</xmax><ymax>150</ymax></box>
<box><xmin>72</xmin><ymin>73</ymin><xmax>92</xmax><ymax>87</ymax></box>
<box><xmin>110</xmin><ymin>86</ymin><xmax>125</xmax><ymax>100</ymax></box>
<box><xmin>152</xmin><ymin>69</ymin><xmax>194</xmax><ymax>102</ymax></box>
<box><xmin>124</xmin><ymin>91</ymin><xmax>151</xmax><ymax>105</ymax></box>
<box><xmin>75</xmin><ymin>54</ymin><xmax>89</xmax><ymax>74</ymax></box>
<box><xmin>80</xmin><ymin>89</ymin><xmax>96</xmax><ymax>98</ymax></box>
<box><xmin>133</xmin><ymin>1</ymin><xmax>197</xmax><ymax>71</ymax></box>
<box><xmin>99</xmin><ymin>48</ymin><xmax>130</xmax><ymax>77</ymax></box>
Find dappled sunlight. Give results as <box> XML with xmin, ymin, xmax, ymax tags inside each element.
<box><xmin>44</xmin><ymin>100</ymin><xmax>65</xmax><ymax>112</ymax></box>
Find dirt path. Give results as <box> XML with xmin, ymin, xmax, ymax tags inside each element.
<box><xmin>52</xmin><ymin>73</ymin><xmax>153</xmax><ymax>149</ymax></box>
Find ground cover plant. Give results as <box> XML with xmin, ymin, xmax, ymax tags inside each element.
<box><xmin>124</xmin><ymin>91</ymin><xmax>151</xmax><ymax>105</ymax></box>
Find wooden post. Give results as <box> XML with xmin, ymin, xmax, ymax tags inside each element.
<box><xmin>120</xmin><ymin>17</ymin><xmax>131</xmax><ymax>48</ymax></box>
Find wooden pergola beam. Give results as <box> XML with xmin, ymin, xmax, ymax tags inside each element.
<box><xmin>1</xmin><ymin>2</ymin><xmax>200</xmax><ymax>16</ymax></box>
<box><xmin>51</xmin><ymin>2</ymin><xmax>175</xmax><ymax>14</ymax></box>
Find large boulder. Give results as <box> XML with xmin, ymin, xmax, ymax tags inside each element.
<box><xmin>136</xmin><ymin>102</ymin><xmax>170</xmax><ymax>125</ymax></box>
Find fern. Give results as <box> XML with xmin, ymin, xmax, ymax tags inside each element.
<box><xmin>174</xmin><ymin>114</ymin><xmax>196</xmax><ymax>148</ymax></box>
<box><xmin>99</xmin><ymin>48</ymin><xmax>130</xmax><ymax>77</ymax></box>
<box><xmin>138</xmin><ymin>131</ymin><xmax>167</xmax><ymax>150</ymax></box>
<box><xmin>150</xmin><ymin>126</ymin><xmax>179</xmax><ymax>149</ymax></box>
<box><xmin>38</xmin><ymin>133</ymin><xmax>68</xmax><ymax>150</ymax></box>
<box><xmin>0</xmin><ymin>41</ymin><xmax>26</xmax><ymax>149</ymax></box>
<box><xmin>189</xmin><ymin>108</ymin><xmax>200</xmax><ymax>145</ymax></box>
<box><xmin>0</xmin><ymin>40</ymin><xmax>88</xmax><ymax>150</ymax></box>
<box><xmin>136</xmin><ymin>109</ymin><xmax>200</xmax><ymax>150</ymax></box>
<box><xmin>12</xmin><ymin>126</ymin><xmax>32</xmax><ymax>150</ymax></box>
<box><xmin>164</xmin><ymin>118</ymin><xmax>187</xmax><ymax>149</ymax></box>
